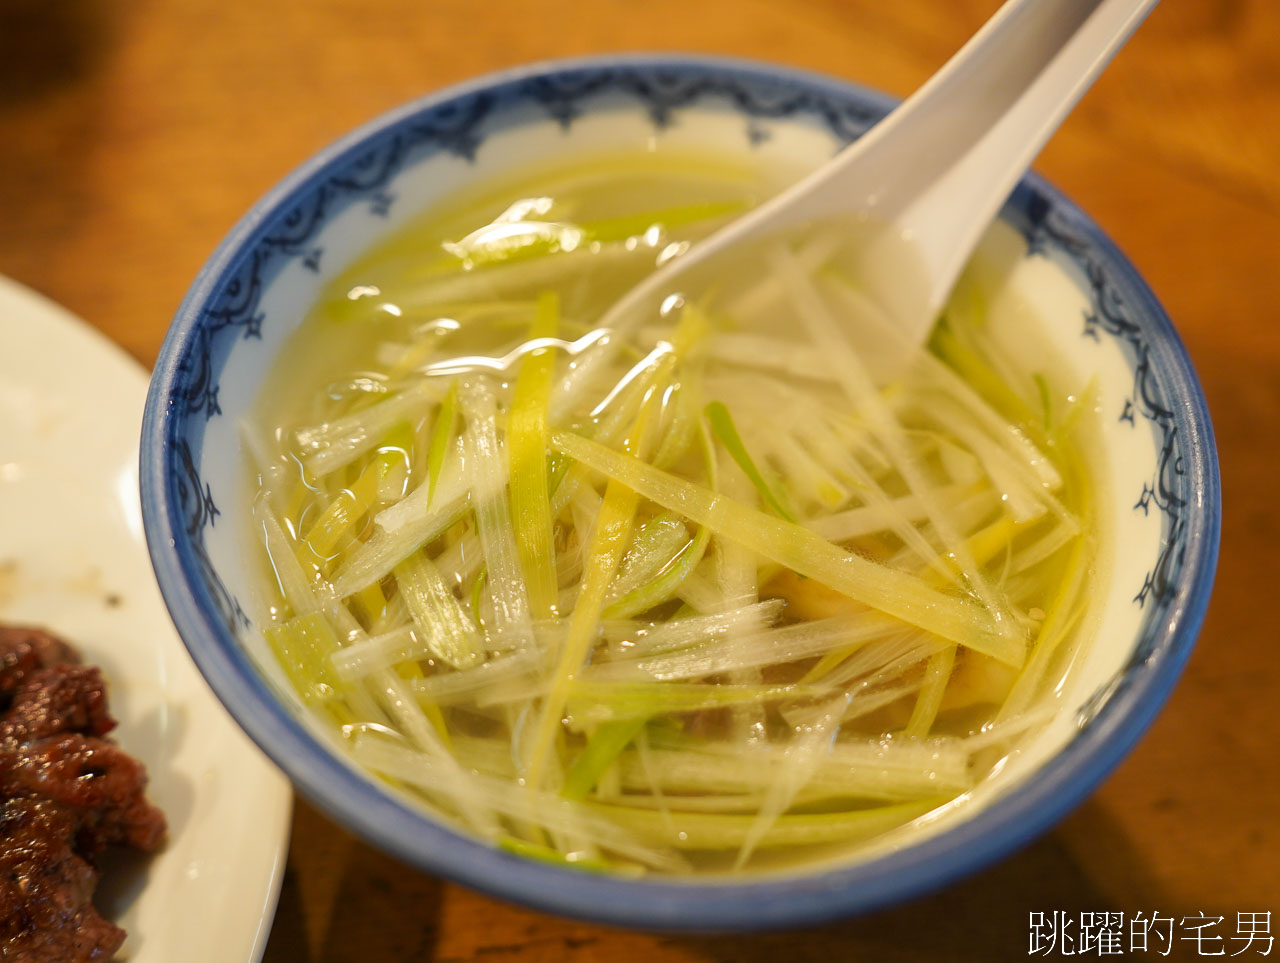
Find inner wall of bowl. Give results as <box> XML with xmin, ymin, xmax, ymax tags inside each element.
<box><xmin>907</xmin><ymin>220</ymin><xmax>1164</xmax><ymax>844</ymax></box>
<box><xmin>192</xmin><ymin>74</ymin><xmax>1165</xmax><ymax>870</ymax></box>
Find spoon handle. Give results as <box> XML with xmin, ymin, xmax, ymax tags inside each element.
<box><xmin>851</xmin><ymin>0</ymin><xmax>1159</xmax><ymax>320</ymax></box>
<box><xmin>599</xmin><ymin>0</ymin><xmax>1157</xmax><ymax>346</ymax></box>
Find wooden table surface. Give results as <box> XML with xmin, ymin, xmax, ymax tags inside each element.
<box><xmin>3</xmin><ymin>1</ymin><xmax>1277</xmax><ymax>959</ymax></box>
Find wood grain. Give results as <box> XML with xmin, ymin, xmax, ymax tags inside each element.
<box><xmin>2</xmin><ymin>1</ymin><xmax>1276</xmax><ymax>959</ymax></box>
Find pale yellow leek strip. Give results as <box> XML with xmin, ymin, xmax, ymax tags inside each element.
<box><xmin>393</xmin><ymin>552</ymin><xmax>486</xmax><ymax>669</ymax></box>
<box><xmin>526</xmin><ymin>406</ymin><xmax>658</xmax><ymax>789</ymax></box>
<box><xmin>918</xmin><ymin>513</ymin><xmax>1043</xmax><ymax>588</ymax></box>
<box><xmin>904</xmin><ymin>645</ymin><xmax>957</xmax><ymax>737</ymax></box>
<box><xmin>351</xmin><ymin>735</ymin><xmax>687</xmax><ymax>872</ymax></box>
<box><xmin>385</xmin><ymin>337</ymin><xmax>438</xmax><ymax>383</ymax></box>
<box><xmin>801</xmin><ymin>504</ymin><xmax>1039</xmax><ymax>686</ymax></box>
<box><xmin>507</xmin><ymin>292</ymin><xmax>561</xmax><ymax>619</ymax></box>
<box><xmin>304</xmin><ymin>425</ymin><xmax>410</xmax><ymax>562</ymax></box>
<box><xmin>804</xmin><ymin>510</ymin><xmax>1028</xmax><ymax>686</ymax></box>
<box><xmin>254</xmin><ymin>496</ymin><xmax>322</xmax><ymax>619</ymax></box>
<box><xmin>392</xmin><ymin>659</ymin><xmax>453</xmax><ymax>752</ymax></box>
<box><xmin>265</xmin><ymin>613</ymin><xmax>356</xmax><ymax>715</ymax></box>
<box><xmin>997</xmin><ymin>387</ymin><xmax>1097</xmax><ymax>722</ymax></box>
<box><xmin>350</xmin><ymin>582</ymin><xmax>390</xmax><ymax>632</ymax></box>
<box><xmin>297</xmin><ymin>382</ymin><xmax>439</xmax><ymax>477</ymax></box>
<box><xmin>806</xmin><ymin>483</ymin><xmax>992</xmax><ymax>544</ymax></box>
<box><xmin>359</xmin><ymin>587</ymin><xmax>452</xmax><ymax>749</ymax></box>
<box><xmin>550</xmin><ymin>430</ymin><xmax>1025</xmax><ymax>666</ymax></box>
<box><xmin>262</xmin><ymin>609</ymin><xmax>389</xmax><ymax>730</ymax></box>
<box><xmin>425</xmin><ymin>383</ymin><xmax>458</xmax><ymax>508</ymax></box>
<box><xmin>733</xmin><ymin>693</ymin><xmax>849</xmax><ymax>868</ymax></box>
<box><xmin>586</xmin><ymin>796</ymin><xmax>943</xmax><ymax>851</ymax></box>
<box><xmin>772</xmin><ymin>245</ymin><xmax>1015</xmax><ymax>630</ymax></box>
<box><xmin>621</xmin><ymin>735</ymin><xmax>971</xmax><ymax>801</ymax></box>
<box><xmin>799</xmin><ymin>647</ymin><xmax>854</xmax><ymax>686</ymax></box>
<box><xmin>324</xmin><ymin>601</ymin><xmax>490</xmax><ymax>833</ymax></box>
<box><xmin>459</xmin><ymin>379</ymin><xmax>536</xmax><ymax>650</ymax></box>
<box><xmin>369</xmin><ymin>666</ymin><xmax>496</xmax><ymax>836</ymax></box>
<box><xmin>997</xmin><ymin>533</ymin><xmax>1092</xmax><ymax>722</ymax></box>
<box><xmin>526</xmin><ymin>477</ymin><xmax>640</xmax><ymax>788</ymax></box>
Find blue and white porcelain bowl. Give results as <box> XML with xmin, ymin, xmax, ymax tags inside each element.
<box><xmin>140</xmin><ymin>55</ymin><xmax>1219</xmax><ymax>930</ymax></box>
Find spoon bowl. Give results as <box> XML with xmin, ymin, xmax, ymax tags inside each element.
<box><xmin>600</xmin><ymin>0</ymin><xmax>1159</xmax><ymax>350</ymax></box>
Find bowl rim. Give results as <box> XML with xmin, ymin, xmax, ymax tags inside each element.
<box><xmin>140</xmin><ymin>52</ymin><xmax>1220</xmax><ymax>930</ymax></box>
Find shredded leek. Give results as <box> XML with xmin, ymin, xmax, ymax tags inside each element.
<box><xmin>508</xmin><ymin>293</ymin><xmax>561</xmax><ymax>618</ymax></box>
<box><xmin>426</xmin><ymin>382</ymin><xmax>458</xmax><ymax>507</ymax></box>
<box><xmin>705</xmin><ymin>400</ymin><xmax>797</xmax><ymax>522</ymax></box>
<box><xmin>551</xmin><ymin>430</ymin><xmax>1023</xmax><ymax>664</ymax></box>
<box><xmin>246</xmin><ymin>164</ymin><xmax>1101</xmax><ymax>877</ymax></box>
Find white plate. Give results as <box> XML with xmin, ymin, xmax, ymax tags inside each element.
<box><xmin>0</xmin><ymin>276</ymin><xmax>292</xmax><ymax>961</ymax></box>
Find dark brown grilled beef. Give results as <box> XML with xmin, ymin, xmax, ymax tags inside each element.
<box><xmin>0</xmin><ymin>626</ymin><xmax>166</xmax><ymax>962</ymax></box>
<box><xmin>0</xmin><ymin>627</ymin><xmax>80</xmax><ymax>703</ymax></box>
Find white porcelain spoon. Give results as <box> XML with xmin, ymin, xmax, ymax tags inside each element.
<box><xmin>599</xmin><ymin>0</ymin><xmax>1158</xmax><ymax>346</ymax></box>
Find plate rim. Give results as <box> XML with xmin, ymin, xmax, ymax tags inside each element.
<box><xmin>0</xmin><ymin>273</ymin><xmax>293</xmax><ymax>960</ymax></box>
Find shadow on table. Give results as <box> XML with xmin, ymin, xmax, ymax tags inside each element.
<box><xmin>263</xmin><ymin>799</ymin><xmax>446</xmax><ymax>963</ymax></box>
<box><xmin>0</xmin><ymin>0</ymin><xmax>123</xmax><ymax>300</ymax></box>
<box><xmin>0</xmin><ymin>0</ymin><xmax>117</xmax><ymax>107</ymax></box>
